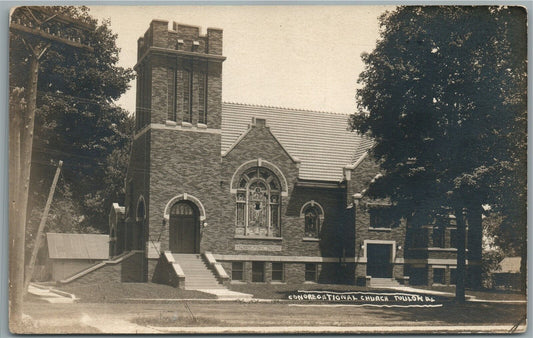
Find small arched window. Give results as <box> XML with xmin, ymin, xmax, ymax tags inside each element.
<box><xmin>300</xmin><ymin>201</ymin><xmax>324</xmax><ymax>239</ymax></box>
<box><xmin>235</xmin><ymin>166</ymin><xmax>281</xmax><ymax>237</ymax></box>
<box><xmin>136</xmin><ymin>196</ymin><xmax>146</xmax><ymax>221</ymax></box>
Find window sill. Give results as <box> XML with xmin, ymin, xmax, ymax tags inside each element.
<box><xmin>409</xmin><ymin>247</ymin><xmax>465</xmax><ymax>252</ymax></box>
<box><xmin>302</xmin><ymin>237</ymin><xmax>319</xmax><ymax>242</ymax></box>
<box><xmin>270</xmin><ymin>281</ymin><xmax>286</xmax><ymax>284</ymax></box>
<box><xmin>181</xmin><ymin>121</ymin><xmax>192</xmax><ymax>128</ymax></box>
<box><xmin>428</xmin><ymin>247</ymin><xmax>459</xmax><ymax>252</ymax></box>
<box><xmin>230</xmin><ymin>280</ymin><xmax>246</xmax><ymax>284</ymax></box>
<box><xmin>234</xmin><ymin>235</ymin><xmax>282</xmax><ymax>241</ymax></box>
<box><xmin>303</xmin><ymin>281</ymin><xmax>317</xmax><ymax>284</ymax></box>
<box><xmin>369</xmin><ymin>227</ymin><xmax>392</xmax><ymax>232</ymax></box>
<box><xmin>165</xmin><ymin>120</ymin><xmax>177</xmax><ymax>126</ymax></box>
<box><xmin>197</xmin><ymin>123</ymin><xmax>207</xmax><ymax>129</ymax></box>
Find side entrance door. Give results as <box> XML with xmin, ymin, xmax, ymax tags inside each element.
<box><xmin>366</xmin><ymin>243</ymin><xmax>393</xmax><ymax>278</ymax></box>
<box><xmin>169</xmin><ymin>201</ymin><xmax>199</xmax><ymax>253</ymax></box>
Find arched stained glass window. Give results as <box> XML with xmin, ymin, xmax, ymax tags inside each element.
<box><xmin>301</xmin><ymin>201</ymin><xmax>324</xmax><ymax>239</ymax></box>
<box><xmin>235</xmin><ymin>166</ymin><xmax>281</xmax><ymax>237</ymax></box>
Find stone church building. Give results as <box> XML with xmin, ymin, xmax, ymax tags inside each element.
<box><xmin>106</xmin><ymin>20</ymin><xmax>482</xmax><ymax>289</ymax></box>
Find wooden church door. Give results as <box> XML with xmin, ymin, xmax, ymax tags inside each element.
<box><xmin>169</xmin><ymin>201</ymin><xmax>199</xmax><ymax>253</ymax></box>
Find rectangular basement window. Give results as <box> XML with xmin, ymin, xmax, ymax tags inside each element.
<box><xmin>271</xmin><ymin>262</ymin><xmax>284</xmax><ymax>282</ymax></box>
<box><xmin>450</xmin><ymin>268</ymin><xmax>457</xmax><ymax>285</ymax></box>
<box><xmin>232</xmin><ymin>262</ymin><xmax>244</xmax><ymax>281</ymax></box>
<box><xmin>305</xmin><ymin>263</ymin><xmax>317</xmax><ymax>282</ymax></box>
<box><xmin>252</xmin><ymin>261</ymin><xmax>265</xmax><ymax>282</ymax></box>
<box><xmin>433</xmin><ymin>268</ymin><xmax>445</xmax><ymax>285</ymax></box>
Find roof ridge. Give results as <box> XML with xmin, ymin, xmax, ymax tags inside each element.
<box><xmin>223</xmin><ymin>101</ymin><xmax>351</xmax><ymax>116</ymax></box>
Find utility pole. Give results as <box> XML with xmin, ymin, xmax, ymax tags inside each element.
<box><xmin>24</xmin><ymin>161</ymin><xmax>63</xmax><ymax>292</ymax></box>
<box><xmin>9</xmin><ymin>6</ymin><xmax>93</xmax><ymax>328</ymax></box>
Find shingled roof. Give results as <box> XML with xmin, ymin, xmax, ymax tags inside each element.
<box><xmin>222</xmin><ymin>102</ymin><xmax>373</xmax><ymax>182</ymax></box>
<box><xmin>47</xmin><ymin>233</ymin><xmax>109</xmax><ymax>260</ymax></box>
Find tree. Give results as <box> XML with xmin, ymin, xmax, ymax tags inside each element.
<box><xmin>10</xmin><ymin>6</ymin><xmax>134</xmax><ymax>236</ymax></box>
<box><xmin>350</xmin><ymin>6</ymin><xmax>526</xmax><ymax>301</ymax></box>
<box><xmin>10</xmin><ymin>6</ymin><xmax>100</xmax><ymax>327</ymax></box>
<box><xmin>9</xmin><ymin>6</ymin><xmax>134</xmax><ymax>326</ymax></box>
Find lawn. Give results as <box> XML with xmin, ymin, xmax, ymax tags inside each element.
<box><xmin>56</xmin><ymin>282</ymin><xmax>216</xmax><ymax>302</ymax></box>
<box><xmin>411</xmin><ymin>285</ymin><xmax>526</xmax><ymax>301</ymax></box>
<box><xmin>54</xmin><ymin>281</ymin><xmax>526</xmax><ymax>303</ymax></box>
<box><xmin>227</xmin><ymin>283</ymin><xmax>401</xmax><ymax>299</ymax></box>
<box><xmin>130</xmin><ymin>301</ymin><xmax>526</xmax><ymax>328</ymax></box>
<box><xmin>228</xmin><ymin>283</ymin><xmax>526</xmax><ymax>301</ymax></box>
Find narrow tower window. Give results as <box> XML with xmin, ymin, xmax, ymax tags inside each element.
<box><xmin>182</xmin><ymin>69</ymin><xmax>192</xmax><ymax>123</ymax></box>
<box><xmin>198</xmin><ymin>72</ymin><xmax>208</xmax><ymax>125</ymax></box>
<box><xmin>169</xmin><ymin>68</ymin><xmax>177</xmax><ymax>121</ymax></box>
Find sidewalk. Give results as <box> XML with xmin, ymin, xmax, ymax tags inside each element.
<box><xmin>193</xmin><ymin>288</ymin><xmax>253</xmax><ymax>300</ymax></box>
<box><xmin>28</xmin><ymin>283</ymin><xmax>76</xmax><ymax>303</ymax></box>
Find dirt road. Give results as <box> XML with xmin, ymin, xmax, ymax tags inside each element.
<box><xmin>19</xmin><ymin>300</ymin><xmax>527</xmax><ymax>334</ymax></box>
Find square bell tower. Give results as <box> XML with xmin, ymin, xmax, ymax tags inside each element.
<box><xmin>123</xmin><ymin>20</ymin><xmax>226</xmax><ymax>281</ymax></box>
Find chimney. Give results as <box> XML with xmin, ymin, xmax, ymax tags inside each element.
<box><xmin>252</xmin><ymin>117</ymin><xmax>267</xmax><ymax>128</ymax></box>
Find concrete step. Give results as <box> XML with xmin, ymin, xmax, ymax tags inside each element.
<box><xmin>370</xmin><ymin>278</ymin><xmax>401</xmax><ymax>288</ymax></box>
<box><xmin>183</xmin><ymin>270</ymin><xmax>216</xmax><ymax>274</ymax></box>
<box><xmin>195</xmin><ymin>289</ymin><xmax>254</xmax><ymax>300</ymax></box>
<box><xmin>184</xmin><ymin>271</ymin><xmax>217</xmax><ymax>275</ymax></box>
<box><xmin>173</xmin><ymin>253</ymin><xmax>223</xmax><ymax>290</ymax></box>
<box><xmin>185</xmin><ymin>276</ymin><xmax>218</xmax><ymax>280</ymax></box>
<box><xmin>171</xmin><ymin>254</ymin><xmax>253</xmax><ymax>298</ymax></box>
<box><xmin>186</xmin><ymin>282</ymin><xmax>222</xmax><ymax>288</ymax></box>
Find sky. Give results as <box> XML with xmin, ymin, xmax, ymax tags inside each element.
<box><xmin>88</xmin><ymin>5</ymin><xmax>394</xmax><ymax>115</ymax></box>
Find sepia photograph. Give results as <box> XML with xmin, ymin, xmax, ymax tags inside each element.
<box><xmin>7</xmin><ymin>4</ymin><xmax>528</xmax><ymax>334</ymax></box>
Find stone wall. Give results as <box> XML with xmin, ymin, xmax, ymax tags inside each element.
<box><xmin>215</xmin><ymin>123</ymin><xmax>299</xmax><ymax>255</ymax></box>
<box><xmin>62</xmin><ymin>263</ymin><xmax>121</xmax><ymax>285</ymax></box>
<box><xmin>121</xmin><ymin>252</ymin><xmax>148</xmax><ymax>282</ymax></box>
<box><xmin>354</xmin><ymin>200</ymin><xmax>407</xmax><ymax>282</ymax></box>
<box><xmin>148</xmin><ymin>129</ymin><xmax>222</xmax><ymax>253</ymax></box>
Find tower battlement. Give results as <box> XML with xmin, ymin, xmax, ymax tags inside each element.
<box><xmin>137</xmin><ymin>20</ymin><xmax>223</xmax><ymax>60</ymax></box>
<box><xmin>134</xmin><ymin>19</ymin><xmax>225</xmax><ymax>131</ymax></box>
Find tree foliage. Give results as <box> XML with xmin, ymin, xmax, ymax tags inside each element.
<box><xmin>350</xmin><ymin>6</ymin><xmax>527</xmax><ymax>294</ymax></box>
<box><xmin>10</xmin><ymin>6</ymin><xmax>135</xmax><ymax>235</ymax></box>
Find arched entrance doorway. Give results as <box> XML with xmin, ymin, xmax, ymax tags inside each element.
<box><xmin>169</xmin><ymin>201</ymin><xmax>200</xmax><ymax>253</ymax></box>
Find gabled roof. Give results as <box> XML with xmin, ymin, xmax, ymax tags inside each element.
<box><xmin>47</xmin><ymin>233</ymin><xmax>109</xmax><ymax>260</ymax></box>
<box><xmin>222</xmin><ymin>102</ymin><xmax>373</xmax><ymax>182</ymax></box>
<box><xmin>497</xmin><ymin>257</ymin><xmax>521</xmax><ymax>273</ymax></box>
<box><xmin>222</xmin><ymin>120</ymin><xmax>301</xmax><ymax>164</ymax></box>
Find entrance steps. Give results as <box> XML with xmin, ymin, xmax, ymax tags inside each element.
<box><xmin>370</xmin><ymin>278</ymin><xmax>401</xmax><ymax>288</ymax></box>
<box><xmin>172</xmin><ymin>254</ymin><xmax>226</xmax><ymax>290</ymax></box>
<box><xmin>172</xmin><ymin>254</ymin><xmax>253</xmax><ymax>300</ymax></box>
